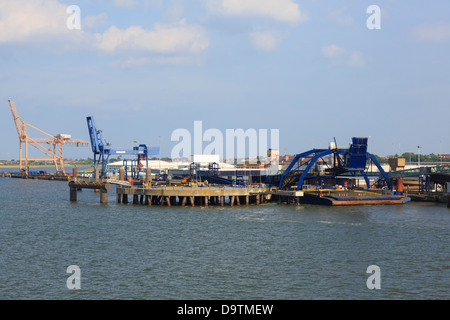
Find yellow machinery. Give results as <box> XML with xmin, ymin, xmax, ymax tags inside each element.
<box><xmin>8</xmin><ymin>100</ymin><xmax>88</xmax><ymax>175</ymax></box>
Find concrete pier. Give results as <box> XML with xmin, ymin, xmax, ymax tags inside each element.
<box><xmin>408</xmin><ymin>191</ymin><xmax>449</xmax><ymax>204</ymax></box>
<box><xmin>116</xmin><ymin>185</ymin><xmax>270</xmax><ymax>207</ymax></box>
<box><xmin>69</xmin><ymin>181</ymin><xmax>111</xmax><ymax>204</ymax></box>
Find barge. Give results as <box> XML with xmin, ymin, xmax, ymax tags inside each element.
<box><xmin>272</xmin><ymin>188</ymin><xmax>410</xmax><ymax>206</ymax></box>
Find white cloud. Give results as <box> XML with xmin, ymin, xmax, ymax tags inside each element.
<box><xmin>207</xmin><ymin>0</ymin><xmax>307</xmax><ymax>23</ymax></box>
<box><xmin>414</xmin><ymin>22</ymin><xmax>450</xmax><ymax>42</ymax></box>
<box><xmin>94</xmin><ymin>20</ymin><xmax>209</xmax><ymax>54</ymax></box>
<box><xmin>248</xmin><ymin>30</ymin><xmax>281</xmax><ymax>51</ymax></box>
<box><xmin>322</xmin><ymin>45</ymin><xmax>365</xmax><ymax>68</ymax></box>
<box><xmin>113</xmin><ymin>56</ymin><xmax>194</xmax><ymax>68</ymax></box>
<box><xmin>83</xmin><ymin>13</ymin><xmax>108</xmax><ymax>30</ymax></box>
<box><xmin>0</xmin><ymin>0</ymin><xmax>209</xmax><ymax>58</ymax></box>
<box><xmin>0</xmin><ymin>0</ymin><xmax>71</xmax><ymax>43</ymax></box>
<box><xmin>109</xmin><ymin>0</ymin><xmax>138</xmax><ymax>8</ymax></box>
<box><xmin>347</xmin><ymin>52</ymin><xmax>365</xmax><ymax>68</ymax></box>
<box><xmin>322</xmin><ymin>44</ymin><xmax>346</xmax><ymax>59</ymax></box>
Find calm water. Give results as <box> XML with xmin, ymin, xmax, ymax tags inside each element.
<box><xmin>0</xmin><ymin>174</ymin><xmax>449</xmax><ymax>300</ymax></box>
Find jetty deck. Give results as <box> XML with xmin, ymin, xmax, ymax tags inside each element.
<box><xmin>116</xmin><ymin>185</ymin><xmax>271</xmax><ymax>206</ymax></box>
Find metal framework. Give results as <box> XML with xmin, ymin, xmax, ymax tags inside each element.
<box><xmin>86</xmin><ymin>116</ymin><xmax>159</xmax><ymax>178</ymax></box>
<box><xmin>208</xmin><ymin>162</ymin><xmax>219</xmax><ymax>176</ymax></box>
<box><xmin>189</xmin><ymin>162</ymin><xmax>201</xmax><ymax>182</ymax></box>
<box><xmin>8</xmin><ymin>100</ymin><xmax>88</xmax><ymax>175</ymax></box>
<box><xmin>279</xmin><ymin>137</ymin><xmax>391</xmax><ymax>191</ymax></box>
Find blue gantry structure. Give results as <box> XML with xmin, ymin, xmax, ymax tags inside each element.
<box><xmin>86</xmin><ymin>116</ymin><xmax>159</xmax><ymax>178</ymax></box>
<box><xmin>278</xmin><ymin>137</ymin><xmax>391</xmax><ymax>191</ymax></box>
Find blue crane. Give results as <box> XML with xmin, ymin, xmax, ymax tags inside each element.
<box><xmin>86</xmin><ymin>116</ymin><xmax>159</xmax><ymax>178</ymax></box>
<box><xmin>279</xmin><ymin>137</ymin><xmax>391</xmax><ymax>191</ymax></box>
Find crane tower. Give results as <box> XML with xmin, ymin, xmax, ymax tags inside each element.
<box><xmin>8</xmin><ymin>100</ymin><xmax>88</xmax><ymax>175</ymax></box>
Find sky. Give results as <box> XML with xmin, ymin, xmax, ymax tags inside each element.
<box><xmin>1</xmin><ymin>0</ymin><xmax>449</xmax><ymax>161</ymax></box>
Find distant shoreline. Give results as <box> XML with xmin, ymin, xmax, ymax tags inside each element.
<box><xmin>0</xmin><ymin>165</ymin><xmax>88</xmax><ymax>168</ymax></box>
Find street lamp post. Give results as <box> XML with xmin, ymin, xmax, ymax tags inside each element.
<box><xmin>417</xmin><ymin>145</ymin><xmax>421</xmax><ymax>167</ymax></box>
<box><xmin>158</xmin><ymin>136</ymin><xmax>161</xmax><ymax>175</ymax></box>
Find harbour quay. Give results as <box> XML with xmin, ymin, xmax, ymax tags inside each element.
<box><xmin>116</xmin><ymin>184</ymin><xmax>271</xmax><ymax>207</ymax></box>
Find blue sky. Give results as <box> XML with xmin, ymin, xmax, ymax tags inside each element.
<box><xmin>1</xmin><ymin>0</ymin><xmax>449</xmax><ymax>161</ymax></box>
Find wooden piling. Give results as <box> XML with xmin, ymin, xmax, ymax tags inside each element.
<box><xmin>70</xmin><ymin>188</ymin><xmax>77</xmax><ymax>202</ymax></box>
<box><xmin>69</xmin><ymin>181</ymin><xmax>111</xmax><ymax>204</ymax></box>
<box><xmin>100</xmin><ymin>190</ymin><xmax>108</xmax><ymax>204</ymax></box>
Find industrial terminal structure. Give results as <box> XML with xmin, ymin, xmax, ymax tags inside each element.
<box><xmin>4</xmin><ymin>100</ymin><xmax>449</xmax><ymax>207</ymax></box>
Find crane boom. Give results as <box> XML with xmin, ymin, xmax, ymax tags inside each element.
<box><xmin>8</xmin><ymin>100</ymin><xmax>26</xmax><ymax>142</ymax></box>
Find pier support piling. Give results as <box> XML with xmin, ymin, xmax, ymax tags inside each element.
<box><xmin>145</xmin><ymin>169</ymin><xmax>151</xmax><ymax>183</ymax></box>
<box><xmin>70</xmin><ymin>188</ymin><xmax>77</xmax><ymax>202</ymax></box>
<box><xmin>69</xmin><ymin>181</ymin><xmax>111</xmax><ymax>204</ymax></box>
<box><xmin>100</xmin><ymin>190</ymin><xmax>108</xmax><ymax>204</ymax></box>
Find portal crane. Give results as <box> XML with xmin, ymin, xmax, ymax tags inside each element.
<box><xmin>279</xmin><ymin>137</ymin><xmax>391</xmax><ymax>191</ymax></box>
<box><xmin>86</xmin><ymin>116</ymin><xmax>159</xmax><ymax>179</ymax></box>
<box><xmin>8</xmin><ymin>100</ymin><xmax>88</xmax><ymax>175</ymax></box>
